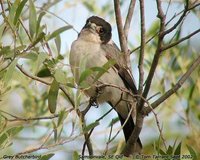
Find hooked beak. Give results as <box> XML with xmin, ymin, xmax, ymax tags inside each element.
<box><xmin>84</xmin><ymin>22</ymin><xmax>97</xmax><ymax>32</ymax></box>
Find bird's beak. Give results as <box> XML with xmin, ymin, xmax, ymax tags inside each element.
<box><xmin>85</xmin><ymin>22</ymin><xmax>96</xmax><ymax>32</ymax></box>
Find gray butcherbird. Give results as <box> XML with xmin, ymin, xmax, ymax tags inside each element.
<box><xmin>70</xmin><ymin>16</ymin><xmax>142</xmax><ymax>153</ymax></box>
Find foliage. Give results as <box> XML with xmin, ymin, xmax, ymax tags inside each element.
<box><xmin>0</xmin><ymin>0</ymin><xmax>199</xmax><ymax>159</ymax></box>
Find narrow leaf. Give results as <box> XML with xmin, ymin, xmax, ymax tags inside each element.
<box><xmin>35</xmin><ymin>52</ymin><xmax>48</xmax><ymax>73</ymax></box>
<box><xmin>29</xmin><ymin>0</ymin><xmax>37</xmax><ymax>38</ymax></box>
<box><xmin>108</xmin><ymin>117</ymin><xmax>119</xmax><ymax>127</ymax></box>
<box><xmin>0</xmin><ymin>133</ymin><xmax>8</xmax><ymax>146</ymax></box>
<box><xmin>14</xmin><ymin>0</ymin><xmax>28</xmax><ymax>25</ymax></box>
<box><xmin>7</xmin><ymin>126</ymin><xmax>23</xmax><ymax>137</ymax></box>
<box><xmin>0</xmin><ymin>23</ymin><xmax>6</xmax><ymax>41</ymax></box>
<box><xmin>47</xmin><ymin>26</ymin><xmax>72</xmax><ymax>41</ymax></box>
<box><xmin>57</xmin><ymin>110</ymin><xmax>67</xmax><ymax>127</ymax></box>
<box><xmin>78</xmin><ymin>69</ymin><xmax>93</xmax><ymax>85</ymax></box>
<box><xmin>9</xmin><ymin>0</ymin><xmax>21</xmax><ymax>23</ymax></box>
<box><xmin>48</xmin><ymin>79</ymin><xmax>59</xmax><ymax>113</ymax></box>
<box><xmin>174</xmin><ymin>142</ymin><xmax>181</xmax><ymax>156</ymax></box>
<box><xmin>37</xmin><ymin>67</ymin><xmax>51</xmax><ymax>77</ymax></box>
<box><xmin>36</xmin><ymin>12</ymin><xmax>45</xmax><ymax>36</ymax></box>
<box><xmin>73</xmin><ymin>151</ymin><xmax>79</xmax><ymax>160</ymax></box>
<box><xmin>38</xmin><ymin>154</ymin><xmax>55</xmax><ymax>160</ymax></box>
<box><xmin>83</xmin><ymin>121</ymin><xmax>99</xmax><ymax>132</ymax></box>
<box><xmin>3</xmin><ymin>59</ymin><xmax>18</xmax><ymax>84</ymax></box>
<box><xmin>54</xmin><ymin>69</ymin><xmax>67</xmax><ymax>84</ymax></box>
<box><xmin>29</xmin><ymin>32</ymin><xmax>45</xmax><ymax>49</ymax></box>
<box><xmin>186</xmin><ymin>145</ymin><xmax>197</xmax><ymax>160</ymax></box>
<box><xmin>55</xmin><ymin>35</ymin><xmax>61</xmax><ymax>54</ymax></box>
<box><xmin>93</xmin><ymin>59</ymin><xmax>116</xmax><ymax>82</ymax></box>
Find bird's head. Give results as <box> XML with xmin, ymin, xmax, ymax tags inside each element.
<box><xmin>79</xmin><ymin>16</ymin><xmax>112</xmax><ymax>44</ymax></box>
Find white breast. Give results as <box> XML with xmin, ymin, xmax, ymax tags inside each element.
<box><xmin>69</xmin><ymin>38</ymin><xmax>128</xmax><ymax>117</ymax></box>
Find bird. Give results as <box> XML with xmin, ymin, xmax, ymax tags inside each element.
<box><xmin>69</xmin><ymin>16</ymin><xmax>142</xmax><ymax>153</ymax></box>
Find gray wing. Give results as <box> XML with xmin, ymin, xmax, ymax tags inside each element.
<box><xmin>101</xmin><ymin>41</ymin><xmax>138</xmax><ymax>94</ymax></box>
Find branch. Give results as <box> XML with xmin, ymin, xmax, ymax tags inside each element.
<box><xmin>142</xmin><ymin>0</ymin><xmax>166</xmax><ymax>101</ymax></box>
<box><xmin>165</xmin><ymin>1</ymin><xmax>200</xmax><ymax>26</ymax></box>
<box><xmin>130</xmin><ymin>3</ymin><xmax>200</xmax><ymax>54</ymax></box>
<box><xmin>17</xmin><ymin>64</ymin><xmax>75</xmax><ymax>106</ymax></box>
<box><xmin>138</xmin><ymin>0</ymin><xmax>146</xmax><ymax>95</ymax></box>
<box><xmin>114</xmin><ymin>0</ymin><xmax>128</xmax><ymax>54</ymax></box>
<box><xmin>163</xmin><ymin>0</ymin><xmax>189</xmax><ymax>35</ymax></box>
<box><xmin>161</xmin><ymin>28</ymin><xmax>200</xmax><ymax>51</ymax></box>
<box><xmin>143</xmin><ymin>55</ymin><xmax>200</xmax><ymax>115</ymax></box>
<box><xmin>0</xmin><ymin>108</ymin><xmax>74</xmax><ymax>122</ymax></box>
<box><xmin>124</xmin><ymin>0</ymin><xmax>136</xmax><ymax>38</ymax></box>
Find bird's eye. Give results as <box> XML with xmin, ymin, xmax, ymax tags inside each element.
<box><xmin>99</xmin><ymin>28</ymin><xmax>104</xmax><ymax>34</ymax></box>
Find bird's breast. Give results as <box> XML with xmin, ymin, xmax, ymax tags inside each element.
<box><xmin>69</xmin><ymin>39</ymin><xmax>126</xmax><ymax>104</ymax></box>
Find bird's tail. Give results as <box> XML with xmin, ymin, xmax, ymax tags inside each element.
<box><xmin>118</xmin><ymin>113</ymin><xmax>142</xmax><ymax>153</ymax></box>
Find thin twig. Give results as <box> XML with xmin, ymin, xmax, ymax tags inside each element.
<box><xmin>17</xmin><ymin>64</ymin><xmax>74</xmax><ymax>106</ymax></box>
<box><xmin>114</xmin><ymin>0</ymin><xmax>128</xmax><ymax>54</ymax></box>
<box><xmin>124</xmin><ymin>0</ymin><xmax>136</xmax><ymax>38</ymax></box>
<box><xmin>147</xmin><ymin>105</ymin><xmax>167</xmax><ymax>150</ymax></box>
<box><xmin>142</xmin><ymin>0</ymin><xmax>166</xmax><ymax>101</ymax></box>
<box><xmin>0</xmin><ymin>108</ymin><xmax>74</xmax><ymax>122</ymax></box>
<box><xmin>161</xmin><ymin>28</ymin><xmax>200</xmax><ymax>51</ymax></box>
<box><xmin>163</xmin><ymin>0</ymin><xmax>189</xmax><ymax>35</ymax></box>
<box><xmin>104</xmin><ymin>120</ymin><xmax>114</xmax><ymax>155</ymax></box>
<box><xmin>81</xmin><ymin>113</ymin><xmax>93</xmax><ymax>156</ymax></box>
<box><xmin>138</xmin><ymin>0</ymin><xmax>146</xmax><ymax>95</ymax></box>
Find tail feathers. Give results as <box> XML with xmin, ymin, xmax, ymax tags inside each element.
<box><xmin>118</xmin><ymin>113</ymin><xmax>142</xmax><ymax>152</ymax></box>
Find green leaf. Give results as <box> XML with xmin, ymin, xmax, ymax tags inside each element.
<box><xmin>83</xmin><ymin>121</ymin><xmax>99</xmax><ymax>132</ymax></box>
<box><xmin>47</xmin><ymin>26</ymin><xmax>72</xmax><ymax>41</ymax></box>
<box><xmin>8</xmin><ymin>0</ymin><xmax>21</xmax><ymax>24</ymax></box>
<box><xmin>3</xmin><ymin>59</ymin><xmax>18</xmax><ymax>84</ymax></box>
<box><xmin>14</xmin><ymin>0</ymin><xmax>28</xmax><ymax>25</ymax></box>
<box><xmin>35</xmin><ymin>52</ymin><xmax>48</xmax><ymax>73</ymax></box>
<box><xmin>186</xmin><ymin>145</ymin><xmax>197</xmax><ymax>160</ymax></box>
<box><xmin>78</xmin><ymin>68</ymin><xmax>93</xmax><ymax>85</ymax></box>
<box><xmin>73</xmin><ymin>151</ymin><xmax>79</xmax><ymax>160</ymax></box>
<box><xmin>55</xmin><ymin>35</ymin><xmax>61</xmax><ymax>54</ymax></box>
<box><xmin>108</xmin><ymin>117</ymin><xmax>119</xmax><ymax>127</ymax></box>
<box><xmin>37</xmin><ymin>67</ymin><xmax>51</xmax><ymax>77</ymax></box>
<box><xmin>93</xmin><ymin>59</ymin><xmax>116</xmax><ymax>82</ymax></box>
<box><xmin>174</xmin><ymin>142</ymin><xmax>181</xmax><ymax>156</ymax></box>
<box><xmin>166</xmin><ymin>145</ymin><xmax>173</xmax><ymax>155</ymax></box>
<box><xmin>0</xmin><ymin>23</ymin><xmax>6</xmax><ymax>41</ymax></box>
<box><xmin>31</xmin><ymin>32</ymin><xmax>45</xmax><ymax>48</ymax></box>
<box><xmin>54</xmin><ymin>69</ymin><xmax>67</xmax><ymax>84</ymax></box>
<box><xmin>57</xmin><ymin>110</ymin><xmax>67</xmax><ymax>127</ymax></box>
<box><xmin>7</xmin><ymin>126</ymin><xmax>23</xmax><ymax>137</ymax></box>
<box><xmin>21</xmin><ymin>52</ymin><xmax>38</xmax><ymax>61</ymax></box>
<box><xmin>36</xmin><ymin>12</ymin><xmax>45</xmax><ymax>36</ymax></box>
<box><xmin>38</xmin><ymin>154</ymin><xmax>55</xmax><ymax>160</ymax></box>
<box><xmin>90</xmin><ymin>66</ymin><xmax>107</xmax><ymax>73</ymax></box>
<box><xmin>48</xmin><ymin>79</ymin><xmax>59</xmax><ymax>113</ymax></box>
<box><xmin>0</xmin><ymin>46</ymin><xmax>12</xmax><ymax>58</ymax></box>
<box><xmin>52</xmin><ymin>121</ymin><xmax>57</xmax><ymax>142</ymax></box>
<box><xmin>0</xmin><ymin>133</ymin><xmax>8</xmax><ymax>146</ymax></box>
<box><xmin>29</xmin><ymin>0</ymin><xmax>37</xmax><ymax>38</ymax></box>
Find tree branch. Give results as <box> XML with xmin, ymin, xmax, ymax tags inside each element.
<box><xmin>143</xmin><ymin>55</ymin><xmax>200</xmax><ymax>115</ymax></box>
<box><xmin>138</xmin><ymin>0</ymin><xmax>146</xmax><ymax>95</ymax></box>
<box><xmin>142</xmin><ymin>0</ymin><xmax>166</xmax><ymax>101</ymax></box>
<box><xmin>161</xmin><ymin>28</ymin><xmax>200</xmax><ymax>51</ymax></box>
<box><xmin>163</xmin><ymin>0</ymin><xmax>189</xmax><ymax>35</ymax></box>
<box><xmin>124</xmin><ymin>0</ymin><xmax>136</xmax><ymax>38</ymax></box>
<box><xmin>114</xmin><ymin>0</ymin><xmax>128</xmax><ymax>54</ymax></box>
<box><xmin>16</xmin><ymin>64</ymin><xmax>74</xmax><ymax>106</ymax></box>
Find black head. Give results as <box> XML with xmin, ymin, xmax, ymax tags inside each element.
<box><xmin>82</xmin><ymin>16</ymin><xmax>112</xmax><ymax>44</ymax></box>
